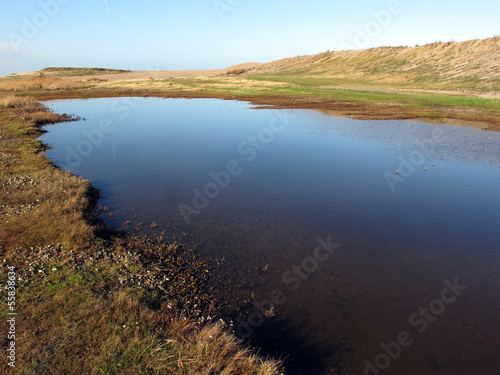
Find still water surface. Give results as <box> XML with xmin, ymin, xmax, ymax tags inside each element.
<box><xmin>42</xmin><ymin>98</ymin><xmax>500</xmax><ymax>375</ymax></box>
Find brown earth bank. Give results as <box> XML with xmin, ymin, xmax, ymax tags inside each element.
<box><xmin>29</xmin><ymin>89</ymin><xmax>500</xmax><ymax>131</ymax></box>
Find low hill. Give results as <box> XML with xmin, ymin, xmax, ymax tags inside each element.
<box><xmin>248</xmin><ymin>37</ymin><xmax>500</xmax><ymax>95</ymax></box>
<box><xmin>4</xmin><ymin>63</ymin><xmax>264</xmax><ymax>81</ymax></box>
<box><xmin>40</xmin><ymin>67</ymin><xmax>132</xmax><ymax>76</ymax></box>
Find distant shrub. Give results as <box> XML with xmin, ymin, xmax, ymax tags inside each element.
<box><xmin>85</xmin><ymin>77</ymin><xmax>108</xmax><ymax>83</ymax></box>
<box><xmin>226</xmin><ymin>69</ymin><xmax>249</xmax><ymax>75</ymax></box>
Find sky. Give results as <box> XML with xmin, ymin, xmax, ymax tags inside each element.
<box><xmin>0</xmin><ymin>0</ymin><xmax>499</xmax><ymax>76</ymax></box>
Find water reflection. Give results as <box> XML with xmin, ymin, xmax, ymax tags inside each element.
<box><xmin>42</xmin><ymin>98</ymin><xmax>500</xmax><ymax>375</ymax></box>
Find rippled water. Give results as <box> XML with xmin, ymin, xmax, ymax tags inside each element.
<box><xmin>41</xmin><ymin>98</ymin><xmax>500</xmax><ymax>375</ymax></box>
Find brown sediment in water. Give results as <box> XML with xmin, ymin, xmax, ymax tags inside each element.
<box><xmin>0</xmin><ymin>98</ymin><xmax>283</xmax><ymax>374</ymax></box>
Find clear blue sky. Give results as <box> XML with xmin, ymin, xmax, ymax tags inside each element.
<box><xmin>1</xmin><ymin>0</ymin><xmax>499</xmax><ymax>75</ymax></box>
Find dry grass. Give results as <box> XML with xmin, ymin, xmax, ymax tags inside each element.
<box><xmin>0</xmin><ymin>76</ymin><xmax>89</xmax><ymax>91</ymax></box>
<box><xmin>0</xmin><ymin>171</ymin><xmax>96</xmax><ymax>251</ymax></box>
<box><xmin>0</xmin><ymin>95</ymin><xmax>95</xmax><ymax>251</ymax></box>
<box><xmin>168</xmin><ymin>318</ymin><xmax>280</xmax><ymax>374</ymax></box>
<box><xmin>0</xmin><ymin>93</ymin><xmax>76</xmax><ymax>126</ymax></box>
<box><xmin>251</xmin><ymin>37</ymin><xmax>500</xmax><ymax>93</ymax></box>
<box><xmin>0</xmin><ymin>265</ymin><xmax>281</xmax><ymax>374</ymax></box>
<box><xmin>0</xmin><ymin>94</ymin><xmax>34</xmax><ymax>108</ymax></box>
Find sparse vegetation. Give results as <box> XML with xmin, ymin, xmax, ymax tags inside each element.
<box><xmin>0</xmin><ymin>76</ymin><xmax>89</xmax><ymax>92</ymax></box>
<box><xmin>249</xmin><ymin>37</ymin><xmax>500</xmax><ymax>94</ymax></box>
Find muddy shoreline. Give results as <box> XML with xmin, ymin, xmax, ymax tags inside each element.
<box><xmin>31</xmin><ymin>89</ymin><xmax>500</xmax><ymax>131</ymax></box>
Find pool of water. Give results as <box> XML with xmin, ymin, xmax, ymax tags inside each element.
<box><xmin>41</xmin><ymin>97</ymin><xmax>500</xmax><ymax>375</ymax></box>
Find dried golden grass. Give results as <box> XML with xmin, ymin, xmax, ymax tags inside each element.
<box><xmin>2</xmin><ymin>283</ymin><xmax>281</xmax><ymax>374</ymax></box>
<box><xmin>0</xmin><ymin>93</ymin><xmax>35</xmax><ymax>108</ymax></box>
<box><xmin>166</xmin><ymin>316</ymin><xmax>281</xmax><ymax>374</ymax></box>
<box><xmin>26</xmin><ymin>109</ymin><xmax>63</xmax><ymax>125</ymax></box>
<box><xmin>0</xmin><ymin>167</ymin><xmax>96</xmax><ymax>251</ymax></box>
<box><xmin>0</xmin><ymin>76</ymin><xmax>88</xmax><ymax>91</ymax></box>
<box><xmin>253</xmin><ymin>37</ymin><xmax>500</xmax><ymax>92</ymax></box>
<box><xmin>0</xmin><ymin>94</ymin><xmax>75</xmax><ymax>126</ymax></box>
<box><xmin>0</xmin><ymin>98</ymin><xmax>91</xmax><ymax>251</ymax></box>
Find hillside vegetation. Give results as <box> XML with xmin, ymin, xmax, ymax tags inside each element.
<box><xmin>249</xmin><ymin>37</ymin><xmax>500</xmax><ymax>95</ymax></box>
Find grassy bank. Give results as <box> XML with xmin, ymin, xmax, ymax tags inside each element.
<box><xmin>0</xmin><ymin>94</ymin><xmax>281</xmax><ymax>374</ymax></box>
<box><xmin>2</xmin><ymin>70</ymin><xmax>499</xmax><ymax>131</ymax></box>
<box><xmin>161</xmin><ymin>74</ymin><xmax>500</xmax><ymax>127</ymax></box>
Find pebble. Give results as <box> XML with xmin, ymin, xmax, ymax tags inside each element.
<box><xmin>10</xmin><ymin>238</ymin><xmax>215</xmax><ymax>322</ymax></box>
